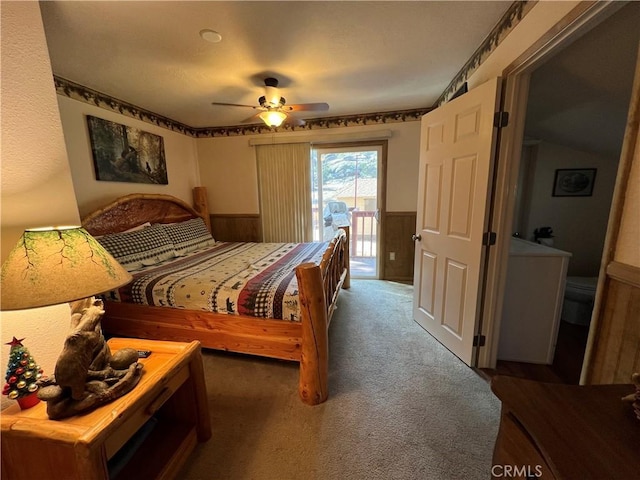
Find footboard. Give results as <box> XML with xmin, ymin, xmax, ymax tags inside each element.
<box><xmin>295</xmin><ymin>227</ymin><xmax>349</xmax><ymax>405</ymax></box>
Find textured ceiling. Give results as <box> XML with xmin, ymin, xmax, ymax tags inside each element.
<box><xmin>524</xmin><ymin>2</ymin><xmax>639</xmax><ymax>158</ymax></box>
<box><xmin>40</xmin><ymin>1</ymin><xmax>512</xmax><ymax>128</ymax></box>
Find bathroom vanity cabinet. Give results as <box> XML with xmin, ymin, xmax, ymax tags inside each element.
<box><xmin>498</xmin><ymin>238</ymin><xmax>571</xmax><ymax>364</ymax></box>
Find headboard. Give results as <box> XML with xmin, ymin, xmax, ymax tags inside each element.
<box><xmin>82</xmin><ymin>193</ymin><xmax>204</xmax><ymax>236</ymax></box>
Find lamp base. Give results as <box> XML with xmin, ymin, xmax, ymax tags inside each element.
<box><xmin>17</xmin><ymin>392</ymin><xmax>40</xmax><ymax>410</ymax></box>
<box><xmin>35</xmin><ymin>296</ymin><xmax>143</xmax><ymax>420</ymax></box>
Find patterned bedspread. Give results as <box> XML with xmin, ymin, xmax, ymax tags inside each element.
<box><xmin>110</xmin><ymin>241</ymin><xmax>329</xmax><ymax>321</ymax></box>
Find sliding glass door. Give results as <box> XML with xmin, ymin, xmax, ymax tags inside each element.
<box><xmin>312</xmin><ymin>144</ymin><xmax>381</xmax><ymax>278</ymax></box>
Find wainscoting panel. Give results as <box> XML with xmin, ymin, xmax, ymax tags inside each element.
<box><xmin>587</xmin><ymin>261</ymin><xmax>640</xmax><ymax>384</ymax></box>
<box><xmin>210</xmin><ymin>214</ymin><xmax>262</xmax><ymax>242</ymax></box>
<box><xmin>382</xmin><ymin>212</ymin><xmax>416</xmax><ymax>282</ymax></box>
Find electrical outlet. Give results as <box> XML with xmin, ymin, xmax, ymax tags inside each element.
<box><xmin>389</xmin><ymin>252</ymin><xmax>396</xmax><ymax>261</ymax></box>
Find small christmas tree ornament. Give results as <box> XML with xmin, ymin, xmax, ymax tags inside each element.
<box><xmin>3</xmin><ymin>337</ymin><xmax>43</xmax><ymax>409</ymax></box>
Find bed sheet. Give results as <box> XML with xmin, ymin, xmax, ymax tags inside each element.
<box><xmin>107</xmin><ymin>241</ymin><xmax>328</xmax><ymax>321</ymax></box>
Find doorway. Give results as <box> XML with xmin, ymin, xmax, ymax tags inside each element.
<box><xmin>486</xmin><ymin>2</ymin><xmax>639</xmax><ymax>382</ymax></box>
<box><xmin>311</xmin><ymin>143</ymin><xmax>384</xmax><ymax>278</ymax></box>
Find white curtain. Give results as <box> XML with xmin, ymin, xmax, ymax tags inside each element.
<box><xmin>256</xmin><ymin>143</ymin><xmax>312</xmax><ymax>242</ymax></box>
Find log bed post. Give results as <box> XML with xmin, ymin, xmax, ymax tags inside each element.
<box><xmin>296</xmin><ymin>262</ymin><xmax>329</xmax><ymax>405</ymax></box>
<box><xmin>192</xmin><ymin>186</ymin><xmax>212</xmax><ymax>234</ymax></box>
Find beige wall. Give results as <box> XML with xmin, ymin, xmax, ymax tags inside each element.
<box><xmin>197</xmin><ymin>121</ymin><xmax>421</xmax><ymax>215</ymax></box>
<box><xmin>0</xmin><ymin>2</ymin><xmax>79</xmax><ymax>409</ymax></box>
<box><xmin>1</xmin><ymin>3</ymin><xmax>80</xmax><ymax>253</ymax></box>
<box><xmin>523</xmin><ymin>142</ymin><xmax>618</xmax><ymax>276</ymax></box>
<box><xmin>468</xmin><ymin>1</ymin><xmax>585</xmax><ymax>89</ymax></box>
<box><xmin>57</xmin><ymin>96</ymin><xmax>201</xmax><ymax>217</ymax></box>
<box><xmin>196</xmin><ymin>135</ymin><xmax>260</xmax><ymax>214</ymax></box>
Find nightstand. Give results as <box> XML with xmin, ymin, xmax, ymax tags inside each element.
<box><xmin>1</xmin><ymin>338</ymin><xmax>212</xmax><ymax>480</ymax></box>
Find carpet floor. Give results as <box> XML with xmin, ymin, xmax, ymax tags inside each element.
<box><xmin>178</xmin><ymin>280</ymin><xmax>500</xmax><ymax>480</ymax></box>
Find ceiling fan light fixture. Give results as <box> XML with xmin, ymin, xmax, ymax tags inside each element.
<box><xmin>259</xmin><ymin>110</ymin><xmax>287</xmax><ymax>127</ymax></box>
<box><xmin>264</xmin><ymin>85</ymin><xmax>281</xmax><ymax>107</ymax></box>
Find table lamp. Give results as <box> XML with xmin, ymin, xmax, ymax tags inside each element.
<box><xmin>1</xmin><ymin>226</ymin><xmax>142</xmax><ymax>419</ymax></box>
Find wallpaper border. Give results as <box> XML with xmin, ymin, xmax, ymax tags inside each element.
<box><xmin>437</xmin><ymin>0</ymin><xmax>534</xmax><ymax>106</ymax></box>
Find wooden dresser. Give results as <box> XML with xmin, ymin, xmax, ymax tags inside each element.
<box><xmin>1</xmin><ymin>338</ymin><xmax>211</xmax><ymax>480</ymax></box>
<box><xmin>491</xmin><ymin>375</ymin><xmax>639</xmax><ymax>479</ymax></box>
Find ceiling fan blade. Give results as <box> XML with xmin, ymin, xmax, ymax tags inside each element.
<box><xmin>285</xmin><ymin>102</ymin><xmax>329</xmax><ymax>112</ymax></box>
<box><xmin>286</xmin><ymin>116</ymin><xmax>306</xmax><ymax>127</ymax></box>
<box><xmin>241</xmin><ymin>113</ymin><xmax>263</xmax><ymax>124</ymax></box>
<box><xmin>211</xmin><ymin>101</ymin><xmax>258</xmax><ymax>109</ymax></box>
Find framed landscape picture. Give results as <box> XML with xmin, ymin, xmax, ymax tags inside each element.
<box><xmin>87</xmin><ymin>115</ymin><xmax>168</xmax><ymax>184</ymax></box>
<box><xmin>552</xmin><ymin>168</ymin><xmax>596</xmax><ymax>197</ymax></box>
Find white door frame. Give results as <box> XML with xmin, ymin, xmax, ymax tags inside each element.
<box><xmin>480</xmin><ymin>1</ymin><xmax>625</xmax><ymax>369</ymax></box>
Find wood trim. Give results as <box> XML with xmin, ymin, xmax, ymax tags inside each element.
<box><xmin>606</xmin><ymin>261</ymin><xmax>640</xmax><ymax>287</ymax></box>
<box><xmin>378</xmin><ymin>141</ymin><xmax>388</xmax><ymax>280</ymax></box>
<box><xmin>583</xmin><ymin>39</ymin><xmax>640</xmax><ymax>384</ymax></box>
<box><xmin>210</xmin><ymin>213</ymin><xmax>260</xmax><ymax>218</ymax></box>
<box><xmin>596</xmin><ymin>43</ymin><xmax>640</xmax><ymax>288</ymax></box>
<box><xmin>584</xmin><ymin>267</ymin><xmax>640</xmax><ymax>384</ymax></box>
<box><xmin>385</xmin><ymin>211</ymin><xmax>417</xmax><ymax>216</ymax></box>
<box><xmin>210</xmin><ymin>214</ymin><xmax>262</xmax><ymax>242</ymax></box>
<box><xmin>382</xmin><ymin>211</ymin><xmax>416</xmax><ymax>282</ymax></box>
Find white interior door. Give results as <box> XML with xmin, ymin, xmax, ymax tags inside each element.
<box><xmin>412</xmin><ymin>77</ymin><xmax>502</xmax><ymax>365</ymax></box>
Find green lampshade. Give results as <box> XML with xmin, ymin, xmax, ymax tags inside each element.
<box><xmin>1</xmin><ymin>226</ymin><xmax>132</xmax><ymax>310</ymax></box>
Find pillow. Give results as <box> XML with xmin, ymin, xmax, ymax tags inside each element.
<box><xmin>160</xmin><ymin>217</ymin><xmax>215</xmax><ymax>256</ymax></box>
<box><xmin>97</xmin><ymin>223</ymin><xmax>176</xmax><ymax>270</ymax></box>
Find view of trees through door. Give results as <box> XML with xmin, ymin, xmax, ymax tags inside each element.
<box><xmin>312</xmin><ymin>145</ymin><xmax>381</xmax><ymax>278</ymax></box>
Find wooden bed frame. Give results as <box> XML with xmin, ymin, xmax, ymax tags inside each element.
<box><xmin>82</xmin><ymin>188</ymin><xmax>350</xmax><ymax>405</ymax></box>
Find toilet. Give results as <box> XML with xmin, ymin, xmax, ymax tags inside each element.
<box><xmin>561</xmin><ymin>276</ymin><xmax>598</xmax><ymax>326</ymax></box>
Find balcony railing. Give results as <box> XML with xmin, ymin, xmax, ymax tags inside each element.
<box><xmin>313</xmin><ymin>209</ymin><xmax>377</xmax><ymax>257</ymax></box>
<box><xmin>313</xmin><ymin>208</ymin><xmax>377</xmax><ymax>277</ymax></box>
<box><xmin>350</xmin><ymin>210</ymin><xmax>376</xmax><ymax>258</ymax></box>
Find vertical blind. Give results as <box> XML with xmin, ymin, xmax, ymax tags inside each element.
<box><xmin>256</xmin><ymin>143</ymin><xmax>312</xmax><ymax>242</ymax></box>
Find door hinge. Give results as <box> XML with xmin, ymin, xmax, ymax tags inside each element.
<box><xmin>483</xmin><ymin>231</ymin><xmax>497</xmax><ymax>246</ymax></box>
<box><xmin>473</xmin><ymin>335</ymin><xmax>486</xmax><ymax>347</ymax></box>
<box><xmin>494</xmin><ymin>111</ymin><xmax>509</xmax><ymax>128</ymax></box>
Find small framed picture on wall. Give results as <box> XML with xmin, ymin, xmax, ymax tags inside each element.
<box><xmin>552</xmin><ymin>168</ymin><xmax>596</xmax><ymax>197</ymax></box>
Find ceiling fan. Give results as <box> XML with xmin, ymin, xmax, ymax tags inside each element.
<box><xmin>211</xmin><ymin>77</ymin><xmax>329</xmax><ymax>127</ymax></box>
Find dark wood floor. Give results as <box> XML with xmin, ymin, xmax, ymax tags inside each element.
<box><xmin>479</xmin><ymin>320</ymin><xmax>590</xmax><ymax>384</ymax></box>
